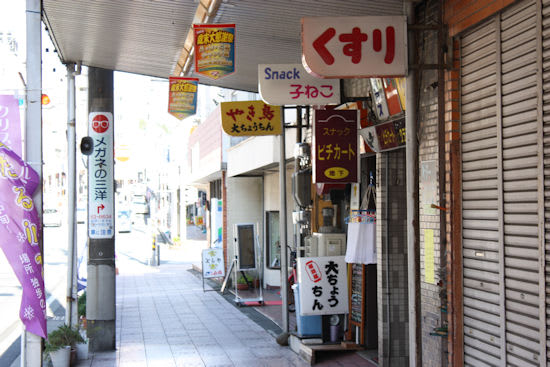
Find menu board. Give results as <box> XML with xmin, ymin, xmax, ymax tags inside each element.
<box><xmin>350</xmin><ymin>263</ymin><xmax>363</xmax><ymax>323</ymax></box>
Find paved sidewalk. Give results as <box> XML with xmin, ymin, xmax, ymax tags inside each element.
<box><xmin>74</xmin><ymin>261</ymin><xmax>309</xmax><ymax>367</ymax></box>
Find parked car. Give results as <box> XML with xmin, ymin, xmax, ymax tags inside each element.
<box><xmin>117</xmin><ymin>210</ymin><xmax>132</xmax><ymax>233</ymax></box>
<box><xmin>76</xmin><ymin>205</ymin><xmax>86</xmax><ymax>224</ymax></box>
<box><xmin>43</xmin><ymin>208</ymin><xmax>62</xmax><ymax>227</ymax></box>
<box><xmin>131</xmin><ymin>195</ymin><xmax>149</xmax><ymax>214</ymax></box>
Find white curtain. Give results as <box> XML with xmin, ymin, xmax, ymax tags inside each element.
<box><xmin>345</xmin><ymin>221</ymin><xmax>376</xmax><ymax>265</ymax></box>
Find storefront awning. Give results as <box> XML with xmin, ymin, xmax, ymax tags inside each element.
<box><xmin>42</xmin><ymin>0</ymin><xmax>404</xmax><ymax>92</ymax></box>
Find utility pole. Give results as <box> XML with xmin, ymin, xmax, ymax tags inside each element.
<box><xmin>22</xmin><ymin>0</ymin><xmax>43</xmax><ymax>365</ymax></box>
<box><xmin>86</xmin><ymin>67</ymin><xmax>116</xmax><ymax>351</ymax></box>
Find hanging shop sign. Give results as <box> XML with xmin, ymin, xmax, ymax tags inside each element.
<box><xmin>302</xmin><ymin>16</ymin><xmax>407</xmax><ymax>78</ymax></box>
<box><xmin>220</xmin><ymin>100</ymin><xmax>282</xmax><ymax>136</ymax></box>
<box><xmin>335</xmin><ymin>101</ymin><xmax>372</xmax><ymax>154</ymax></box>
<box><xmin>88</xmin><ymin>112</ymin><xmax>114</xmax><ymax>239</ymax></box>
<box><xmin>168</xmin><ymin>77</ymin><xmax>199</xmax><ymax>121</ymax></box>
<box><xmin>370</xmin><ymin>78</ymin><xmax>390</xmax><ymax>121</ymax></box>
<box><xmin>313</xmin><ymin>109</ymin><xmax>359</xmax><ymax>183</ymax></box>
<box><xmin>297</xmin><ymin>256</ymin><xmax>349</xmax><ymax>316</ymax></box>
<box><xmin>258</xmin><ymin>63</ymin><xmax>340</xmax><ymax>106</ymax></box>
<box><xmin>395</xmin><ymin>77</ymin><xmax>406</xmax><ymax>110</ymax></box>
<box><xmin>202</xmin><ymin>248</ymin><xmax>225</xmax><ymax>278</ymax></box>
<box><xmin>0</xmin><ymin>95</ymin><xmax>22</xmax><ymax>157</ymax></box>
<box><xmin>358</xmin><ymin>117</ymin><xmax>405</xmax><ymax>153</ymax></box>
<box><xmin>382</xmin><ymin>78</ymin><xmax>404</xmax><ymax>115</ymax></box>
<box><xmin>194</xmin><ymin>24</ymin><xmax>236</xmax><ymax>80</ymax></box>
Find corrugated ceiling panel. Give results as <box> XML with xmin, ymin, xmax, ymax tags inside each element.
<box><xmin>43</xmin><ymin>0</ymin><xmax>404</xmax><ymax>92</ymax></box>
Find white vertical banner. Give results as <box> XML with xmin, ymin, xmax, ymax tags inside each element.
<box><xmin>210</xmin><ymin>198</ymin><xmax>222</xmax><ymax>248</ymax></box>
<box><xmin>88</xmin><ymin>112</ymin><xmax>114</xmax><ymax>239</ymax></box>
<box><xmin>297</xmin><ymin>256</ymin><xmax>348</xmax><ymax>316</ymax></box>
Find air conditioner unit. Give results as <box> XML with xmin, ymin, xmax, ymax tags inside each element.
<box><xmin>305</xmin><ymin>232</ymin><xmax>346</xmax><ymax>257</ymax></box>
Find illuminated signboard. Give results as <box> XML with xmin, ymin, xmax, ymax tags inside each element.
<box><xmin>297</xmin><ymin>256</ymin><xmax>348</xmax><ymax>316</ymax></box>
<box><xmin>258</xmin><ymin>63</ymin><xmax>340</xmax><ymax>106</ymax></box>
<box><xmin>313</xmin><ymin>109</ymin><xmax>359</xmax><ymax>183</ymax></box>
<box><xmin>220</xmin><ymin>100</ymin><xmax>282</xmax><ymax>136</ymax></box>
<box><xmin>302</xmin><ymin>16</ymin><xmax>407</xmax><ymax>78</ymax></box>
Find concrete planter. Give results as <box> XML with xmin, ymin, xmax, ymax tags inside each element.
<box><xmin>76</xmin><ymin>339</ymin><xmax>89</xmax><ymax>360</ymax></box>
<box><xmin>49</xmin><ymin>345</ymin><xmax>71</xmax><ymax>367</ymax></box>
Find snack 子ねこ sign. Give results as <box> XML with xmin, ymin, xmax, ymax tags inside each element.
<box><xmin>313</xmin><ymin>109</ymin><xmax>359</xmax><ymax>183</ymax></box>
<box><xmin>194</xmin><ymin>24</ymin><xmax>235</xmax><ymax>80</ymax></box>
<box><xmin>220</xmin><ymin>100</ymin><xmax>281</xmax><ymax>136</ymax></box>
<box><xmin>258</xmin><ymin>64</ymin><xmax>340</xmax><ymax>106</ymax></box>
<box><xmin>302</xmin><ymin>16</ymin><xmax>407</xmax><ymax>78</ymax></box>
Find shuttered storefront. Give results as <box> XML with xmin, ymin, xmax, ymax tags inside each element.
<box><xmin>461</xmin><ymin>0</ymin><xmax>546</xmax><ymax>365</ymax></box>
<box><xmin>544</xmin><ymin>1</ymin><xmax>550</xmax><ymax>365</ymax></box>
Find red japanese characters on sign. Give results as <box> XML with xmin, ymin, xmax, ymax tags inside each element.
<box><xmin>258</xmin><ymin>64</ymin><xmax>341</xmax><ymax>105</ymax></box>
<box><xmin>313</xmin><ymin>110</ymin><xmax>359</xmax><ymax>184</ymax></box>
<box><xmin>302</xmin><ymin>16</ymin><xmax>407</xmax><ymax>78</ymax></box>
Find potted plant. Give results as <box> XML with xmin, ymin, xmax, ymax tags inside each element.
<box><xmin>78</xmin><ymin>291</ymin><xmax>86</xmax><ymax>328</ymax></box>
<box><xmin>45</xmin><ymin>324</ymin><xmax>85</xmax><ymax>367</ymax></box>
<box><xmin>236</xmin><ymin>274</ymin><xmax>249</xmax><ymax>290</ymax></box>
<box><xmin>76</xmin><ymin>291</ymin><xmax>90</xmax><ymax>360</ymax></box>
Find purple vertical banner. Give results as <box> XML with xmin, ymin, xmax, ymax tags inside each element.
<box><xmin>0</xmin><ymin>95</ymin><xmax>23</xmax><ymax>157</ymax></box>
<box><xmin>0</xmin><ymin>142</ymin><xmax>47</xmax><ymax>338</ymax></box>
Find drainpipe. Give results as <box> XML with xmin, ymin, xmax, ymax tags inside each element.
<box><xmin>384</xmin><ymin>156</ymin><xmax>392</xmax><ymax>364</ymax></box>
<box><xmin>65</xmin><ymin>63</ymin><xmax>78</xmax><ymax>327</ymax></box>
<box><xmin>279</xmin><ymin>109</ymin><xmax>289</xmax><ymax>333</ymax></box>
<box><xmin>405</xmin><ymin>2</ymin><xmax>421</xmax><ymax>366</ymax></box>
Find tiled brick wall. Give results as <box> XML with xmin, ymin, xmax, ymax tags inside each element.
<box><xmin>377</xmin><ymin>149</ymin><xmax>409</xmax><ymax>367</ymax></box>
<box><xmin>416</xmin><ymin>1</ymin><xmax>448</xmax><ymax>366</ymax></box>
<box><xmin>222</xmin><ymin>171</ymin><xmax>228</xmax><ymax>267</ymax></box>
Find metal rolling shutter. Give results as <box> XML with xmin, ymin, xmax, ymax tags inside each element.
<box><xmin>543</xmin><ymin>0</ymin><xmax>550</xmax><ymax>365</ymax></box>
<box><xmin>461</xmin><ymin>0</ymin><xmax>545</xmax><ymax>365</ymax></box>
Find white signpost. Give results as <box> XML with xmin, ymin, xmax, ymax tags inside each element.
<box><xmin>88</xmin><ymin>112</ymin><xmax>114</xmax><ymax>239</ymax></box>
<box><xmin>302</xmin><ymin>16</ymin><xmax>407</xmax><ymax>78</ymax></box>
<box><xmin>297</xmin><ymin>256</ymin><xmax>348</xmax><ymax>316</ymax></box>
<box><xmin>258</xmin><ymin>63</ymin><xmax>341</xmax><ymax>106</ymax></box>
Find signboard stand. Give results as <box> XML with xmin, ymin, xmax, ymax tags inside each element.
<box><xmin>233</xmin><ymin>223</ymin><xmax>264</xmax><ymax>306</ymax></box>
<box><xmin>221</xmin><ymin>258</ymin><xmax>236</xmax><ymax>294</ymax></box>
<box><xmin>201</xmin><ymin>248</ymin><xmax>225</xmax><ymax>293</ymax></box>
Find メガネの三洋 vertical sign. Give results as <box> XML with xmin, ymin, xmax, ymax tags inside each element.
<box><xmin>88</xmin><ymin>112</ymin><xmax>114</xmax><ymax>239</ymax></box>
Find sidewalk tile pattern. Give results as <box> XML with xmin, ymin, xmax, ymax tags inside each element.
<box><xmin>74</xmin><ymin>263</ymin><xmax>309</xmax><ymax>367</ymax></box>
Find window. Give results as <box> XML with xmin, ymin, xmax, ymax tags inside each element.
<box><xmin>266</xmin><ymin>211</ymin><xmax>280</xmax><ymax>269</ymax></box>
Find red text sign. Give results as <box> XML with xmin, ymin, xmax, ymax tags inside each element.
<box><xmin>302</xmin><ymin>16</ymin><xmax>407</xmax><ymax>78</ymax></box>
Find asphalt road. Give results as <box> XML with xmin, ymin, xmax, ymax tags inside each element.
<box><xmin>0</xmin><ymin>217</ymin><xmax>200</xmax><ymax>366</ymax></box>
<box><xmin>0</xmin><ymin>219</ymin><xmax>155</xmax><ymax>367</ymax></box>
<box><xmin>0</xmin><ymin>221</ymin><xmax>76</xmax><ymax>366</ymax></box>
